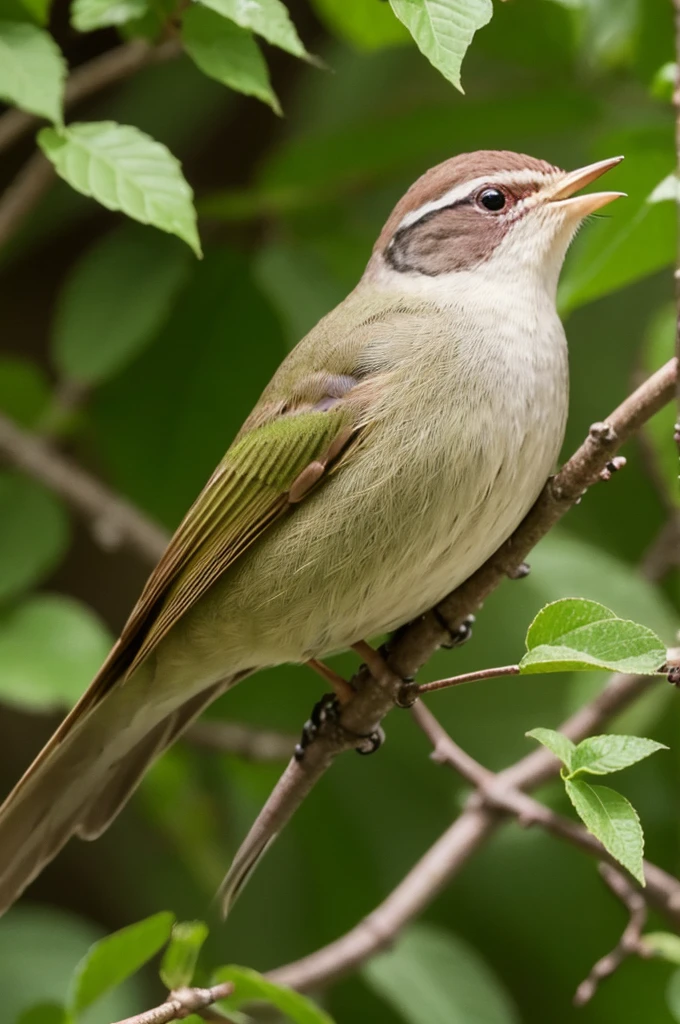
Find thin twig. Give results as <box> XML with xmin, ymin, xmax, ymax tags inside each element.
<box><xmin>220</xmin><ymin>359</ymin><xmax>677</xmax><ymax>914</ymax></box>
<box><xmin>112</xmin><ymin>982</ymin><xmax>234</xmax><ymax>1024</ymax></box>
<box><xmin>573</xmin><ymin>864</ymin><xmax>651</xmax><ymax>1006</ymax></box>
<box><xmin>0</xmin><ymin>39</ymin><xmax>182</xmax><ymax>157</ymax></box>
<box><xmin>417</xmin><ymin>664</ymin><xmax>520</xmax><ymax>695</ymax></box>
<box><xmin>0</xmin><ymin>151</ymin><xmax>54</xmax><ymax>251</ymax></box>
<box><xmin>269</xmin><ymin>679</ymin><xmax>680</xmax><ymax>992</ymax></box>
<box><xmin>0</xmin><ymin>412</ymin><xmax>168</xmax><ymax>561</ymax></box>
<box><xmin>185</xmin><ymin>720</ymin><xmax>296</xmax><ymax>761</ymax></box>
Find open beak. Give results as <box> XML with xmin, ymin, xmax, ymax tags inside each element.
<box><xmin>546</xmin><ymin>155</ymin><xmax>626</xmax><ymax>216</ymax></box>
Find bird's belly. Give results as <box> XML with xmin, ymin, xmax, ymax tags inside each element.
<box><xmin>168</xmin><ymin>401</ymin><xmax>562</xmax><ymax>680</ymax></box>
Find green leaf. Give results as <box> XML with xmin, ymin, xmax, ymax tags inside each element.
<box><xmin>0</xmin><ymin>594</ymin><xmax>111</xmax><ymax>713</ymax></box>
<box><xmin>570</xmin><ymin>734</ymin><xmax>667</xmax><ymax>777</ymax></box>
<box><xmin>558</xmin><ymin>145</ymin><xmax>675</xmax><ymax>313</ymax></box>
<box><xmin>0</xmin><ymin>21</ymin><xmax>65</xmax><ymax>122</ymax></box>
<box><xmin>68</xmin><ymin>912</ymin><xmax>174</xmax><ymax>1017</ymax></box>
<box><xmin>643</xmin><ymin>932</ymin><xmax>680</xmax><ymax>965</ymax></box>
<box><xmin>388</xmin><ymin>0</ymin><xmax>493</xmax><ymax>92</ymax></box>
<box><xmin>651</xmin><ymin>61</ymin><xmax>676</xmax><ymax>101</ymax></box>
<box><xmin>16</xmin><ymin>1004</ymin><xmax>69</xmax><ymax>1024</ymax></box>
<box><xmin>159</xmin><ymin>921</ymin><xmax>209</xmax><ymax>990</ymax></box>
<box><xmin>182</xmin><ymin>6</ymin><xmax>280</xmax><ymax>113</ymax></box>
<box><xmin>564</xmin><ymin>777</ymin><xmax>645</xmax><ymax>885</ymax></box>
<box><xmin>525</xmin><ymin>728</ymin><xmax>575</xmax><ymax>770</ymax></box>
<box><xmin>362</xmin><ymin>923</ymin><xmax>519</xmax><ymax>1024</ymax></box>
<box><xmin>194</xmin><ymin>0</ymin><xmax>310</xmax><ymax>59</ymax></box>
<box><xmin>0</xmin><ymin>473</ymin><xmax>69</xmax><ymax>602</ymax></box>
<box><xmin>38</xmin><ymin>122</ymin><xmax>202</xmax><ymax>257</ymax></box>
<box><xmin>19</xmin><ymin>0</ymin><xmax>51</xmax><ymax>24</ymax></box>
<box><xmin>213</xmin><ymin>966</ymin><xmax>335</xmax><ymax>1024</ymax></box>
<box><xmin>53</xmin><ymin>224</ymin><xmax>190</xmax><ymax>385</ymax></box>
<box><xmin>0</xmin><ymin>357</ymin><xmax>50</xmax><ymax>428</ymax></box>
<box><xmin>309</xmin><ymin>0</ymin><xmax>410</xmax><ymax>50</ymax></box>
<box><xmin>71</xmin><ymin>0</ymin><xmax>148</xmax><ymax>31</ymax></box>
<box><xmin>519</xmin><ymin>598</ymin><xmax>666</xmax><ymax>676</ymax></box>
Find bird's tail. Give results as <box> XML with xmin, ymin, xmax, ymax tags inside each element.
<box><xmin>0</xmin><ymin>675</ymin><xmax>232</xmax><ymax>915</ymax></box>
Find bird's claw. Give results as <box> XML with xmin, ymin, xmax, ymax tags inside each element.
<box><xmin>294</xmin><ymin>692</ymin><xmax>387</xmax><ymax>759</ymax></box>
<box><xmin>434</xmin><ymin>609</ymin><xmax>475</xmax><ymax>649</ymax></box>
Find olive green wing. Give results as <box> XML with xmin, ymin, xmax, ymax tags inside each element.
<box><xmin>95</xmin><ymin>404</ymin><xmax>360</xmax><ymax>694</ymax></box>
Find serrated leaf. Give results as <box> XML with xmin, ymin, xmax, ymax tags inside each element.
<box><xmin>0</xmin><ymin>21</ymin><xmax>65</xmax><ymax>122</ymax></box>
<box><xmin>160</xmin><ymin>921</ymin><xmax>209</xmax><ymax>990</ymax></box>
<box><xmin>71</xmin><ymin>0</ymin><xmax>148</xmax><ymax>32</ymax></box>
<box><xmin>389</xmin><ymin>0</ymin><xmax>492</xmax><ymax>92</ymax></box>
<box><xmin>0</xmin><ymin>594</ymin><xmax>111</xmax><ymax>713</ymax></box>
<box><xmin>53</xmin><ymin>224</ymin><xmax>190</xmax><ymax>385</ymax></box>
<box><xmin>564</xmin><ymin>777</ymin><xmax>645</xmax><ymax>885</ymax></box>
<box><xmin>519</xmin><ymin>598</ymin><xmax>666</xmax><ymax>676</ymax></box>
<box><xmin>362</xmin><ymin>923</ymin><xmax>519</xmax><ymax>1024</ymax></box>
<box><xmin>214</xmin><ymin>966</ymin><xmax>335</xmax><ymax>1024</ymax></box>
<box><xmin>38</xmin><ymin>122</ymin><xmax>202</xmax><ymax>257</ymax></box>
<box><xmin>570</xmin><ymin>734</ymin><xmax>667</xmax><ymax>777</ymax></box>
<box><xmin>182</xmin><ymin>6</ymin><xmax>280</xmax><ymax>113</ymax></box>
<box><xmin>194</xmin><ymin>0</ymin><xmax>310</xmax><ymax>59</ymax></box>
<box><xmin>643</xmin><ymin>931</ymin><xmax>680</xmax><ymax>965</ymax></box>
<box><xmin>68</xmin><ymin>912</ymin><xmax>174</xmax><ymax>1016</ymax></box>
<box><xmin>0</xmin><ymin>473</ymin><xmax>69</xmax><ymax>602</ymax></box>
<box><xmin>525</xmin><ymin>728</ymin><xmax>575</xmax><ymax>770</ymax></box>
<box><xmin>310</xmin><ymin>0</ymin><xmax>409</xmax><ymax>50</ymax></box>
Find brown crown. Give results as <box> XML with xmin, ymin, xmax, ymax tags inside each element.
<box><xmin>374</xmin><ymin>150</ymin><xmax>561</xmax><ymax>254</ymax></box>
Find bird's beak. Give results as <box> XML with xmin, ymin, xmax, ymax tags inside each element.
<box><xmin>545</xmin><ymin>155</ymin><xmax>626</xmax><ymax>216</ymax></box>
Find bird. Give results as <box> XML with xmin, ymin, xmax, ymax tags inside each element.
<box><xmin>0</xmin><ymin>149</ymin><xmax>624</xmax><ymax>915</ymax></box>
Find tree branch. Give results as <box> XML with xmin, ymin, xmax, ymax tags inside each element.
<box><xmin>0</xmin><ymin>39</ymin><xmax>182</xmax><ymax>157</ymax></box>
<box><xmin>269</xmin><ymin>674</ymin><xmax>680</xmax><ymax>992</ymax></box>
<box><xmin>0</xmin><ymin>151</ymin><xmax>54</xmax><ymax>252</ymax></box>
<box><xmin>573</xmin><ymin>864</ymin><xmax>651</xmax><ymax>1006</ymax></box>
<box><xmin>220</xmin><ymin>358</ymin><xmax>677</xmax><ymax>913</ymax></box>
<box><xmin>112</xmin><ymin>983</ymin><xmax>234</xmax><ymax>1024</ymax></box>
<box><xmin>0</xmin><ymin>412</ymin><xmax>168</xmax><ymax>562</ymax></box>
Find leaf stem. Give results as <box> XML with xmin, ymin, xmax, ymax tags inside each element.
<box><xmin>417</xmin><ymin>664</ymin><xmax>520</xmax><ymax>695</ymax></box>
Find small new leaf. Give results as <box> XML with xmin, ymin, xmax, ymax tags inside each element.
<box><xmin>642</xmin><ymin>931</ymin><xmax>680</xmax><ymax>966</ymax></box>
<box><xmin>519</xmin><ymin>598</ymin><xmax>666</xmax><ymax>676</ymax></box>
<box><xmin>0</xmin><ymin>21</ymin><xmax>65</xmax><ymax>123</ymax></box>
<box><xmin>194</xmin><ymin>0</ymin><xmax>311</xmax><ymax>60</ymax></box>
<box><xmin>68</xmin><ymin>911</ymin><xmax>175</xmax><ymax>1015</ymax></box>
<box><xmin>38</xmin><ymin>122</ymin><xmax>202</xmax><ymax>257</ymax></box>
<box><xmin>525</xmin><ymin>728</ymin><xmax>575</xmax><ymax>771</ymax></box>
<box><xmin>213</xmin><ymin>965</ymin><xmax>334</xmax><ymax>1024</ymax></box>
<box><xmin>182</xmin><ymin>6</ymin><xmax>281</xmax><ymax>114</ymax></box>
<box><xmin>569</xmin><ymin>734</ymin><xmax>667</xmax><ymax>778</ymax></box>
<box><xmin>389</xmin><ymin>0</ymin><xmax>492</xmax><ymax>92</ymax></box>
<box><xmin>160</xmin><ymin>921</ymin><xmax>209</xmax><ymax>990</ymax></box>
<box><xmin>564</xmin><ymin>777</ymin><xmax>645</xmax><ymax>886</ymax></box>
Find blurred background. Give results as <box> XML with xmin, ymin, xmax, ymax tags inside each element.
<box><xmin>0</xmin><ymin>0</ymin><xmax>678</xmax><ymax>1020</ymax></box>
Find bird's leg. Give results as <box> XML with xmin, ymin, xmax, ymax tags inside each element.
<box><xmin>306</xmin><ymin>657</ymin><xmax>356</xmax><ymax>704</ymax></box>
<box><xmin>432</xmin><ymin>609</ymin><xmax>476</xmax><ymax>650</ymax></box>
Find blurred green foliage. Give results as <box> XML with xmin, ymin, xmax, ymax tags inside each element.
<box><xmin>0</xmin><ymin>0</ymin><xmax>678</xmax><ymax>1021</ymax></box>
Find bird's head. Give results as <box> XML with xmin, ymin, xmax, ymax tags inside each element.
<box><xmin>369</xmin><ymin>150</ymin><xmax>624</xmax><ymax>299</ymax></box>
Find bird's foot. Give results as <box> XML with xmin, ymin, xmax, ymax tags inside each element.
<box><xmin>433</xmin><ymin>609</ymin><xmax>475</xmax><ymax>650</ymax></box>
<box><xmin>293</xmin><ymin>691</ymin><xmax>385</xmax><ymax>761</ymax></box>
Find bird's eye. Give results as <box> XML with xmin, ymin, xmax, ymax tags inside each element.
<box><xmin>477</xmin><ymin>188</ymin><xmax>506</xmax><ymax>212</ymax></box>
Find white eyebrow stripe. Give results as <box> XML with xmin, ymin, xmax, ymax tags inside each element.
<box><xmin>396</xmin><ymin>168</ymin><xmax>560</xmax><ymax>231</ymax></box>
